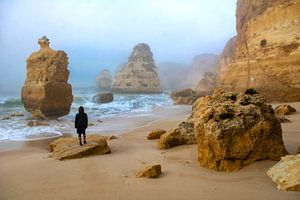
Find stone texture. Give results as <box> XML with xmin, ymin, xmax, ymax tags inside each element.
<box><xmin>96</xmin><ymin>69</ymin><xmax>112</xmax><ymax>90</ymax></box>
<box><xmin>195</xmin><ymin>72</ymin><xmax>218</xmax><ymax>92</ymax></box>
<box><xmin>92</xmin><ymin>93</ymin><xmax>113</xmax><ymax>103</ymax></box>
<box><xmin>171</xmin><ymin>88</ymin><xmax>211</xmax><ymax>105</ymax></box>
<box><xmin>49</xmin><ymin>134</ymin><xmax>111</xmax><ymax>160</ymax></box>
<box><xmin>159</xmin><ymin>122</ymin><xmax>195</xmax><ymax>149</ymax></box>
<box><xmin>21</xmin><ymin>36</ymin><xmax>73</xmax><ymax>119</ymax></box>
<box><xmin>218</xmin><ymin>0</ymin><xmax>300</xmax><ymax>102</ymax></box>
<box><xmin>189</xmin><ymin>89</ymin><xmax>288</xmax><ymax>171</ymax></box>
<box><xmin>147</xmin><ymin>129</ymin><xmax>166</xmax><ymax>140</ymax></box>
<box><xmin>267</xmin><ymin>154</ymin><xmax>300</xmax><ymax>192</ymax></box>
<box><xmin>135</xmin><ymin>164</ymin><xmax>162</xmax><ymax>178</ymax></box>
<box><xmin>112</xmin><ymin>43</ymin><xmax>161</xmax><ymax>93</ymax></box>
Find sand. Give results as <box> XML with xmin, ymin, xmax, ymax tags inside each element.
<box><xmin>0</xmin><ymin>103</ymin><xmax>300</xmax><ymax>200</ymax></box>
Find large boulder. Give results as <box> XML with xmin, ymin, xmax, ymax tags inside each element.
<box><xmin>159</xmin><ymin>122</ymin><xmax>195</xmax><ymax>149</ymax></box>
<box><xmin>267</xmin><ymin>154</ymin><xmax>300</xmax><ymax>192</ymax></box>
<box><xmin>171</xmin><ymin>88</ymin><xmax>211</xmax><ymax>105</ymax></box>
<box><xmin>135</xmin><ymin>164</ymin><xmax>162</xmax><ymax>178</ymax></box>
<box><xmin>112</xmin><ymin>43</ymin><xmax>161</xmax><ymax>93</ymax></box>
<box><xmin>92</xmin><ymin>93</ymin><xmax>113</xmax><ymax>103</ymax></box>
<box><xmin>189</xmin><ymin>89</ymin><xmax>288</xmax><ymax>171</ymax></box>
<box><xmin>96</xmin><ymin>69</ymin><xmax>112</xmax><ymax>91</ymax></box>
<box><xmin>21</xmin><ymin>36</ymin><xmax>73</xmax><ymax>119</ymax></box>
<box><xmin>49</xmin><ymin>134</ymin><xmax>111</xmax><ymax>160</ymax></box>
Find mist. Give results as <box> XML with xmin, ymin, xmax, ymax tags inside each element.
<box><xmin>0</xmin><ymin>0</ymin><xmax>236</xmax><ymax>93</ymax></box>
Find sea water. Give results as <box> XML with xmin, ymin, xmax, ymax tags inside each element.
<box><xmin>0</xmin><ymin>87</ymin><xmax>176</xmax><ymax>141</ymax></box>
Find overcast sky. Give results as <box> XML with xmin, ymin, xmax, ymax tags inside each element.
<box><xmin>0</xmin><ymin>0</ymin><xmax>236</xmax><ymax>91</ymax></box>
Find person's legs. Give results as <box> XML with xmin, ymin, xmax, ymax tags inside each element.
<box><xmin>83</xmin><ymin>133</ymin><xmax>86</xmax><ymax>144</ymax></box>
<box><xmin>78</xmin><ymin>133</ymin><xmax>82</xmax><ymax>145</ymax></box>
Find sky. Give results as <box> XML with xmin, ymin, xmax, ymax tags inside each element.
<box><xmin>0</xmin><ymin>0</ymin><xmax>236</xmax><ymax>92</ymax></box>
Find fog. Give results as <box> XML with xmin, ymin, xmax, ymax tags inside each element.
<box><xmin>0</xmin><ymin>0</ymin><xmax>236</xmax><ymax>93</ymax></box>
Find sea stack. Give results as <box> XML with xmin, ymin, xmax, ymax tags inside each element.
<box><xmin>218</xmin><ymin>0</ymin><xmax>300</xmax><ymax>102</ymax></box>
<box><xmin>21</xmin><ymin>36</ymin><xmax>73</xmax><ymax>119</ymax></box>
<box><xmin>112</xmin><ymin>43</ymin><xmax>161</xmax><ymax>93</ymax></box>
<box><xmin>96</xmin><ymin>69</ymin><xmax>112</xmax><ymax>91</ymax></box>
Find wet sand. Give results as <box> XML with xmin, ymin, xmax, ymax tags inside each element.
<box><xmin>0</xmin><ymin>103</ymin><xmax>299</xmax><ymax>200</ymax></box>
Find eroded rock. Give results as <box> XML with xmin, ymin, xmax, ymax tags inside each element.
<box><xmin>147</xmin><ymin>129</ymin><xmax>166</xmax><ymax>140</ymax></box>
<box><xmin>92</xmin><ymin>93</ymin><xmax>113</xmax><ymax>103</ymax></box>
<box><xmin>135</xmin><ymin>164</ymin><xmax>162</xmax><ymax>178</ymax></box>
<box><xmin>49</xmin><ymin>134</ymin><xmax>111</xmax><ymax>160</ymax></box>
<box><xmin>274</xmin><ymin>104</ymin><xmax>296</xmax><ymax>116</ymax></box>
<box><xmin>171</xmin><ymin>88</ymin><xmax>210</xmax><ymax>105</ymax></box>
<box><xmin>189</xmin><ymin>89</ymin><xmax>288</xmax><ymax>171</ymax></box>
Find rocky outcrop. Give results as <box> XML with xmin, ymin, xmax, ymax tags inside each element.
<box><xmin>49</xmin><ymin>134</ymin><xmax>111</xmax><ymax>160</ymax></box>
<box><xmin>267</xmin><ymin>154</ymin><xmax>300</xmax><ymax>192</ymax></box>
<box><xmin>189</xmin><ymin>89</ymin><xmax>288</xmax><ymax>171</ymax></box>
<box><xmin>112</xmin><ymin>43</ymin><xmax>161</xmax><ymax>93</ymax></box>
<box><xmin>92</xmin><ymin>93</ymin><xmax>113</xmax><ymax>103</ymax></box>
<box><xmin>21</xmin><ymin>36</ymin><xmax>73</xmax><ymax>119</ymax></box>
<box><xmin>159</xmin><ymin>122</ymin><xmax>195</xmax><ymax>149</ymax></box>
<box><xmin>195</xmin><ymin>72</ymin><xmax>218</xmax><ymax>92</ymax></box>
<box><xmin>171</xmin><ymin>88</ymin><xmax>211</xmax><ymax>105</ymax></box>
<box><xmin>219</xmin><ymin>0</ymin><xmax>300</xmax><ymax>102</ymax></box>
<box><xmin>96</xmin><ymin>69</ymin><xmax>112</xmax><ymax>90</ymax></box>
<box><xmin>147</xmin><ymin>129</ymin><xmax>166</xmax><ymax>140</ymax></box>
<box><xmin>135</xmin><ymin>164</ymin><xmax>162</xmax><ymax>178</ymax></box>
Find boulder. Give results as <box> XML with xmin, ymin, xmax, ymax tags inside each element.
<box><xmin>159</xmin><ymin>122</ymin><xmax>195</xmax><ymax>149</ymax></box>
<box><xmin>171</xmin><ymin>88</ymin><xmax>211</xmax><ymax>105</ymax></box>
<box><xmin>96</xmin><ymin>69</ymin><xmax>112</xmax><ymax>90</ymax></box>
<box><xmin>21</xmin><ymin>36</ymin><xmax>73</xmax><ymax>119</ymax></box>
<box><xmin>92</xmin><ymin>93</ymin><xmax>113</xmax><ymax>103</ymax></box>
<box><xmin>112</xmin><ymin>43</ymin><xmax>161</xmax><ymax>93</ymax></box>
<box><xmin>135</xmin><ymin>164</ymin><xmax>162</xmax><ymax>178</ymax></box>
<box><xmin>49</xmin><ymin>134</ymin><xmax>111</xmax><ymax>160</ymax></box>
<box><xmin>274</xmin><ymin>104</ymin><xmax>296</xmax><ymax>116</ymax></box>
<box><xmin>267</xmin><ymin>154</ymin><xmax>300</xmax><ymax>192</ymax></box>
<box><xmin>189</xmin><ymin>89</ymin><xmax>288</xmax><ymax>171</ymax></box>
<box><xmin>147</xmin><ymin>129</ymin><xmax>166</xmax><ymax>140</ymax></box>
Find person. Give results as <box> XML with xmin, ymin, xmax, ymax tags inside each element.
<box><xmin>75</xmin><ymin>106</ymin><xmax>88</xmax><ymax>145</ymax></box>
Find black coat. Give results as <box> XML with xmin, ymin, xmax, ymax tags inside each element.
<box><xmin>75</xmin><ymin>113</ymin><xmax>88</xmax><ymax>134</ymax></box>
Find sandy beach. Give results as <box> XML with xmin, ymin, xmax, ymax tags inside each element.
<box><xmin>0</xmin><ymin>103</ymin><xmax>299</xmax><ymax>200</ymax></box>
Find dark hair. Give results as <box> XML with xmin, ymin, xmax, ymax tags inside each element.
<box><xmin>79</xmin><ymin>106</ymin><xmax>84</xmax><ymax>113</ymax></box>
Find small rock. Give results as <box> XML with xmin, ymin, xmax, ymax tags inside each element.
<box><xmin>1</xmin><ymin>116</ymin><xmax>11</xmax><ymax>120</ymax></box>
<box><xmin>267</xmin><ymin>154</ymin><xmax>300</xmax><ymax>192</ymax></box>
<box><xmin>28</xmin><ymin>120</ymin><xmax>49</xmax><ymax>127</ymax></box>
<box><xmin>105</xmin><ymin>135</ymin><xmax>118</xmax><ymax>140</ymax></box>
<box><xmin>92</xmin><ymin>93</ymin><xmax>113</xmax><ymax>103</ymax></box>
<box><xmin>49</xmin><ymin>134</ymin><xmax>111</xmax><ymax>160</ymax></box>
<box><xmin>88</xmin><ymin>122</ymin><xmax>95</xmax><ymax>126</ymax></box>
<box><xmin>9</xmin><ymin>112</ymin><xmax>24</xmax><ymax>117</ymax></box>
<box><xmin>147</xmin><ymin>129</ymin><xmax>166</xmax><ymax>140</ymax></box>
<box><xmin>274</xmin><ymin>104</ymin><xmax>296</xmax><ymax>116</ymax></box>
<box><xmin>136</xmin><ymin>164</ymin><xmax>162</xmax><ymax>178</ymax></box>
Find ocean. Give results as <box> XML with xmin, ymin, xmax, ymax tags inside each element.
<box><xmin>0</xmin><ymin>87</ymin><xmax>177</xmax><ymax>141</ymax></box>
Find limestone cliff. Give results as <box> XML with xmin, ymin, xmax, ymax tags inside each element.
<box><xmin>112</xmin><ymin>43</ymin><xmax>161</xmax><ymax>93</ymax></box>
<box><xmin>219</xmin><ymin>0</ymin><xmax>300</xmax><ymax>102</ymax></box>
<box><xmin>21</xmin><ymin>36</ymin><xmax>73</xmax><ymax>119</ymax></box>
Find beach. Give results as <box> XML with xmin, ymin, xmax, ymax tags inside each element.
<box><xmin>0</xmin><ymin>103</ymin><xmax>299</xmax><ymax>200</ymax></box>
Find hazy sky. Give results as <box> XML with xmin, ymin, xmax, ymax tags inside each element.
<box><xmin>0</xmin><ymin>0</ymin><xmax>236</xmax><ymax>91</ymax></box>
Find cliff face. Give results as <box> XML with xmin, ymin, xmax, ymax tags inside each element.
<box><xmin>112</xmin><ymin>43</ymin><xmax>161</xmax><ymax>93</ymax></box>
<box><xmin>219</xmin><ymin>0</ymin><xmax>300</xmax><ymax>102</ymax></box>
<box><xmin>21</xmin><ymin>37</ymin><xmax>73</xmax><ymax>119</ymax></box>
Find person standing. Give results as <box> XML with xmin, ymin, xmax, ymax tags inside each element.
<box><xmin>75</xmin><ymin>106</ymin><xmax>88</xmax><ymax>145</ymax></box>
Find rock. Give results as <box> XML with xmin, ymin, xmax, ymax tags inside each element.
<box><xmin>159</xmin><ymin>122</ymin><xmax>195</xmax><ymax>149</ymax></box>
<box><xmin>96</xmin><ymin>69</ymin><xmax>112</xmax><ymax>91</ymax></box>
<box><xmin>0</xmin><ymin>116</ymin><xmax>11</xmax><ymax>120</ymax></box>
<box><xmin>189</xmin><ymin>89</ymin><xmax>288</xmax><ymax>171</ymax></box>
<box><xmin>275</xmin><ymin>115</ymin><xmax>290</xmax><ymax>123</ymax></box>
<box><xmin>135</xmin><ymin>164</ymin><xmax>162</xmax><ymax>178</ymax></box>
<box><xmin>297</xmin><ymin>146</ymin><xmax>300</xmax><ymax>154</ymax></box>
<box><xmin>267</xmin><ymin>154</ymin><xmax>300</xmax><ymax>192</ymax></box>
<box><xmin>9</xmin><ymin>112</ymin><xmax>24</xmax><ymax>117</ymax></box>
<box><xmin>147</xmin><ymin>129</ymin><xmax>166</xmax><ymax>140</ymax></box>
<box><xmin>49</xmin><ymin>134</ymin><xmax>111</xmax><ymax>160</ymax></box>
<box><xmin>105</xmin><ymin>135</ymin><xmax>118</xmax><ymax>140</ymax></box>
<box><xmin>195</xmin><ymin>72</ymin><xmax>218</xmax><ymax>92</ymax></box>
<box><xmin>274</xmin><ymin>104</ymin><xmax>296</xmax><ymax>116</ymax></box>
<box><xmin>92</xmin><ymin>93</ymin><xmax>113</xmax><ymax>103</ymax></box>
<box><xmin>28</xmin><ymin>120</ymin><xmax>49</xmax><ymax>127</ymax></box>
<box><xmin>218</xmin><ymin>1</ymin><xmax>300</xmax><ymax>102</ymax></box>
<box><xmin>112</xmin><ymin>43</ymin><xmax>161</xmax><ymax>93</ymax></box>
<box><xmin>21</xmin><ymin>36</ymin><xmax>73</xmax><ymax>119</ymax></box>
<box><xmin>171</xmin><ymin>88</ymin><xmax>210</xmax><ymax>105</ymax></box>
<box><xmin>88</xmin><ymin>122</ymin><xmax>95</xmax><ymax>126</ymax></box>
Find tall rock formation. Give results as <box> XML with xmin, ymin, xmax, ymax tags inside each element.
<box><xmin>219</xmin><ymin>0</ymin><xmax>300</xmax><ymax>102</ymax></box>
<box><xmin>112</xmin><ymin>43</ymin><xmax>161</xmax><ymax>93</ymax></box>
<box><xmin>21</xmin><ymin>36</ymin><xmax>73</xmax><ymax>119</ymax></box>
<box><xmin>96</xmin><ymin>69</ymin><xmax>112</xmax><ymax>90</ymax></box>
